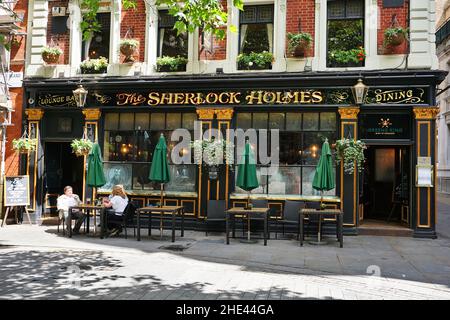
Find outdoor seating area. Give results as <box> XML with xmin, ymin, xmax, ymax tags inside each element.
<box><xmin>54</xmin><ymin>133</ymin><xmax>344</xmax><ymax>247</ymax></box>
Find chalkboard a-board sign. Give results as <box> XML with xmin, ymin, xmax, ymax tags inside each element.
<box><xmin>4</xmin><ymin>176</ymin><xmax>30</xmax><ymax>206</ymax></box>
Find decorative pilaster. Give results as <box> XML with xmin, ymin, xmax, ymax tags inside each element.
<box><xmin>196</xmin><ymin>108</ymin><xmax>234</xmax><ymax>218</ymax></box>
<box><xmin>413</xmin><ymin>106</ymin><xmax>439</xmax><ymax>238</ymax></box>
<box><xmin>25</xmin><ymin>109</ymin><xmax>44</xmax><ymax>216</ymax></box>
<box><xmin>338</xmin><ymin>107</ymin><xmax>360</xmax><ymax>233</ymax></box>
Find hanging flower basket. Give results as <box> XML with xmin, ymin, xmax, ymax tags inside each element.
<box><xmin>71</xmin><ymin>139</ymin><xmax>93</xmax><ymax>157</ymax></box>
<box><xmin>335</xmin><ymin>138</ymin><xmax>367</xmax><ymax>175</ymax></box>
<box><xmin>384</xmin><ymin>27</ymin><xmax>408</xmax><ymax>47</ymax></box>
<box><xmin>12</xmin><ymin>138</ymin><xmax>37</xmax><ymax>154</ymax></box>
<box><xmin>120</xmin><ymin>39</ymin><xmax>139</xmax><ymax>63</ymax></box>
<box><xmin>287</xmin><ymin>32</ymin><xmax>313</xmax><ymax>57</ymax></box>
<box><xmin>41</xmin><ymin>46</ymin><xmax>62</xmax><ymax>64</ymax></box>
<box><xmin>190</xmin><ymin>139</ymin><xmax>234</xmax><ymax>180</ymax></box>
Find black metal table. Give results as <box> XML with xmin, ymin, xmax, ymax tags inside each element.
<box><xmin>225</xmin><ymin>207</ymin><xmax>270</xmax><ymax>246</ymax></box>
<box><xmin>136</xmin><ymin>206</ymin><xmax>185</xmax><ymax>242</ymax></box>
<box><xmin>299</xmin><ymin>208</ymin><xmax>343</xmax><ymax>247</ymax></box>
<box><xmin>68</xmin><ymin>205</ymin><xmax>104</xmax><ymax>238</ymax></box>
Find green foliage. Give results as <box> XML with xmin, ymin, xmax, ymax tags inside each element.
<box><xmin>383</xmin><ymin>27</ymin><xmax>408</xmax><ymax>46</ymax></box>
<box><xmin>237</xmin><ymin>51</ymin><xmax>274</xmax><ymax>70</ymax></box>
<box><xmin>156</xmin><ymin>55</ymin><xmax>188</xmax><ymax>72</ymax></box>
<box><xmin>41</xmin><ymin>46</ymin><xmax>63</xmax><ymax>56</ymax></box>
<box><xmin>156</xmin><ymin>0</ymin><xmax>243</xmax><ymax>40</ymax></box>
<box><xmin>0</xmin><ymin>34</ymin><xmax>11</xmax><ymax>51</ymax></box>
<box><xmin>80</xmin><ymin>56</ymin><xmax>108</xmax><ymax>73</ymax></box>
<box><xmin>12</xmin><ymin>138</ymin><xmax>37</xmax><ymax>153</ymax></box>
<box><xmin>327</xmin><ymin>19</ymin><xmax>364</xmax><ymax>66</ymax></box>
<box><xmin>80</xmin><ymin>0</ymin><xmax>137</xmax><ymax>41</ymax></box>
<box><xmin>329</xmin><ymin>47</ymin><xmax>365</xmax><ymax>64</ymax></box>
<box><xmin>335</xmin><ymin>138</ymin><xmax>366</xmax><ymax>174</ymax></box>
<box><xmin>287</xmin><ymin>32</ymin><xmax>312</xmax><ymax>54</ymax></box>
<box><xmin>71</xmin><ymin>139</ymin><xmax>93</xmax><ymax>157</ymax></box>
<box><xmin>120</xmin><ymin>39</ymin><xmax>139</xmax><ymax>48</ymax></box>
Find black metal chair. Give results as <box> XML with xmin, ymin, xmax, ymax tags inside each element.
<box><xmin>122</xmin><ymin>201</ymin><xmax>138</xmax><ymax>239</ymax></box>
<box><xmin>205</xmin><ymin>200</ymin><xmax>226</xmax><ymax>236</ymax></box>
<box><xmin>251</xmin><ymin>199</ymin><xmax>269</xmax><ymax>208</ymax></box>
<box><xmin>275</xmin><ymin>200</ymin><xmax>305</xmax><ymax>239</ymax></box>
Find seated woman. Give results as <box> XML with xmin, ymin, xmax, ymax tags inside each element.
<box><xmin>102</xmin><ymin>184</ymin><xmax>129</xmax><ymax>236</ymax></box>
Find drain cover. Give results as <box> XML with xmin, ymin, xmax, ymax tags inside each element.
<box><xmin>158</xmin><ymin>244</ymin><xmax>189</xmax><ymax>251</ymax></box>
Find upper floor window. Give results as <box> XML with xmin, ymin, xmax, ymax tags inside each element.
<box><xmin>238</xmin><ymin>5</ymin><xmax>274</xmax><ymax>70</ymax></box>
<box><xmin>82</xmin><ymin>13</ymin><xmax>110</xmax><ymax>61</ymax></box>
<box><xmin>327</xmin><ymin>0</ymin><xmax>365</xmax><ymax>68</ymax></box>
<box><xmin>157</xmin><ymin>10</ymin><xmax>189</xmax><ymax>72</ymax></box>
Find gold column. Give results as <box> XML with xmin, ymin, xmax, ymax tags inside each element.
<box><xmin>216</xmin><ymin>108</ymin><xmax>234</xmax><ymax>207</ymax></box>
<box><xmin>413</xmin><ymin>107</ymin><xmax>439</xmax><ymax>236</ymax></box>
<box><xmin>25</xmin><ymin>109</ymin><xmax>44</xmax><ymax>212</ymax></box>
<box><xmin>338</xmin><ymin>107</ymin><xmax>360</xmax><ymax>228</ymax></box>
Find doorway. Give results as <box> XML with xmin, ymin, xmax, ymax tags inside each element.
<box><xmin>360</xmin><ymin>146</ymin><xmax>410</xmax><ymax>227</ymax></box>
<box><xmin>43</xmin><ymin>142</ymin><xmax>84</xmax><ymax>215</ymax></box>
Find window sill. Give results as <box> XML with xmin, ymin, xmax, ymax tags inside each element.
<box><xmin>97</xmin><ymin>190</ymin><xmax>198</xmax><ymax>198</ymax></box>
<box><xmin>230</xmin><ymin>193</ymin><xmax>340</xmax><ymax>202</ymax></box>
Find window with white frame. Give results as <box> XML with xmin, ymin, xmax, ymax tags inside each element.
<box><xmin>327</xmin><ymin>0</ymin><xmax>365</xmax><ymax>68</ymax></box>
<box><xmin>238</xmin><ymin>4</ymin><xmax>274</xmax><ymax>70</ymax></box>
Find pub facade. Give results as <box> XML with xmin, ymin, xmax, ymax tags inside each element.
<box><xmin>21</xmin><ymin>0</ymin><xmax>444</xmax><ymax>237</ymax></box>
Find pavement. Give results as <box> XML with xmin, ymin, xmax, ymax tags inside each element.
<box><xmin>437</xmin><ymin>193</ymin><xmax>450</xmax><ymax>239</ymax></box>
<box><xmin>1</xmin><ymin>218</ymin><xmax>450</xmax><ymax>300</ymax></box>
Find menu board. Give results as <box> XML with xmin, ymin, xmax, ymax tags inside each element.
<box><xmin>416</xmin><ymin>165</ymin><xmax>433</xmax><ymax>188</ymax></box>
<box><xmin>4</xmin><ymin>176</ymin><xmax>30</xmax><ymax>206</ymax></box>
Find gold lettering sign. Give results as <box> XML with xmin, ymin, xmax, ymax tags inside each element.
<box><xmin>117</xmin><ymin>90</ymin><xmax>324</xmax><ymax>107</ymax></box>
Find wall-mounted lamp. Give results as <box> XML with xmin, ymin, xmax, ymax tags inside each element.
<box><xmin>352</xmin><ymin>78</ymin><xmax>369</xmax><ymax>105</ymax></box>
<box><xmin>73</xmin><ymin>84</ymin><xmax>88</xmax><ymax>107</ymax></box>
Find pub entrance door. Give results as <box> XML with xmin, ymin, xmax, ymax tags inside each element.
<box><xmin>359</xmin><ymin>146</ymin><xmax>411</xmax><ymax>227</ymax></box>
<box><xmin>43</xmin><ymin>142</ymin><xmax>84</xmax><ymax>216</ymax></box>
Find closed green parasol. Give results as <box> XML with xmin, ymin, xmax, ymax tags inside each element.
<box><xmin>149</xmin><ymin>134</ymin><xmax>171</xmax><ymax>206</ymax></box>
<box><xmin>236</xmin><ymin>139</ymin><xmax>259</xmax><ymax>241</ymax></box>
<box><xmin>312</xmin><ymin>138</ymin><xmax>335</xmax><ymax>243</ymax></box>
<box><xmin>312</xmin><ymin>138</ymin><xmax>335</xmax><ymax>196</ymax></box>
<box><xmin>86</xmin><ymin>143</ymin><xmax>106</xmax><ymax>188</ymax></box>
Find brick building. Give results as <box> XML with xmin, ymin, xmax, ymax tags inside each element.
<box><xmin>21</xmin><ymin>0</ymin><xmax>445</xmax><ymax>238</ymax></box>
<box><xmin>0</xmin><ymin>0</ymin><xmax>27</xmax><ymax>211</ymax></box>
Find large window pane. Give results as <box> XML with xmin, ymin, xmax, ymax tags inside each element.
<box><xmin>303</xmin><ymin>113</ymin><xmax>319</xmax><ymax>131</ymax></box>
<box><xmin>98</xmin><ymin>163</ymin><xmax>133</xmax><ymax>192</ymax></box>
<box><xmin>135</xmin><ymin>113</ymin><xmax>149</xmax><ymax>130</ymax></box>
<box><xmin>240</xmin><ymin>23</ymin><xmax>273</xmax><ymax>54</ymax></box>
<box><xmin>320</xmin><ymin>112</ymin><xmax>336</xmax><ymax>131</ymax></box>
<box><xmin>83</xmin><ymin>13</ymin><xmax>110</xmax><ymax>60</ymax></box>
<box><xmin>267</xmin><ymin>166</ymin><xmax>301</xmax><ymax>194</ymax></box>
<box><xmin>286</xmin><ymin>113</ymin><xmax>302</xmax><ymax>131</ymax></box>
<box><xmin>136</xmin><ymin>130</ymin><xmax>152</xmax><ymax>162</ymax></box>
<box><xmin>302</xmin><ymin>166</ymin><xmax>336</xmax><ymax>196</ymax></box>
<box><xmin>150</xmin><ymin>113</ymin><xmax>165</xmax><ymax>130</ymax></box>
<box><xmin>165</xmin><ymin>165</ymin><xmax>197</xmax><ymax>192</ymax></box>
<box><xmin>183</xmin><ymin>113</ymin><xmax>197</xmax><ymax>130</ymax></box>
<box><xmin>105</xmin><ymin>131</ymin><xmax>136</xmax><ymax>162</ymax></box>
<box><xmin>166</xmin><ymin>113</ymin><xmax>181</xmax><ymax>130</ymax></box>
<box><xmin>236</xmin><ymin>113</ymin><xmax>252</xmax><ymax>129</ymax></box>
<box><xmin>279</xmin><ymin>132</ymin><xmax>302</xmax><ymax>165</ymax></box>
<box><xmin>302</xmin><ymin>133</ymin><xmax>323</xmax><ymax>165</ymax></box>
<box><xmin>269</xmin><ymin>113</ymin><xmax>285</xmax><ymax>130</ymax></box>
<box><xmin>253</xmin><ymin>113</ymin><xmax>268</xmax><ymax>129</ymax></box>
<box><xmin>119</xmin><ymin>113</ymin><xmax>134</xmax><ymax>131</ymax></box>
<box><xmin>104</xmin><ymin>113</ymin><xmax>119</xmax><ymax>130</ymax></box>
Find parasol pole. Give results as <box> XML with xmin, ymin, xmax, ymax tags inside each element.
<box><xmin>160</xmin><ymin>183</ymin><xmax>164</xmax><ymax>239</ymax></box>
<box><xmin>247</xmin><ymin>191</ymin><xmax>251</xmax><ymax>241</ymax></box>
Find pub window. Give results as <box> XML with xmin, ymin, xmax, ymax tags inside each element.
<box><xmin>82</xmin><ymin>13</ymin><xmax>110</xmax><ymax>60</ymax></box>
<box><xmin>235</xmin><ymin>112</ymin><xmax>337</xmax><ymax>196</ymax></box>
<box><xmin>238</xmin><ymin>5</ymin><xmax>274</xmax><ymax>70</ymax></box>
<box><xmin>158</xmin><ymin>10</ymin><xmax>188</xmax><ymax>71</ymax></box>
<box><xmin>101</xmin><ymin>112</ymin><xmax>197</xmax><ymax>193</ymax></box>
<box><xmin>327</xmin><ymin>0</ymin><xmax>364</xmax><ymax>68</ymax></box>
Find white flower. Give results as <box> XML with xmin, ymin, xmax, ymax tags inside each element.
<box><xmin>248</xmin><ymin>61</ymin><xmax>254</xmax><ymax>66</ymax></box>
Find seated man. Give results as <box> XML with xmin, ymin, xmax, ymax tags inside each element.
<box><xmin>57</xmin><ymin>186</ymin><xmax>84</xmax><ymax>234</ymax></box>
